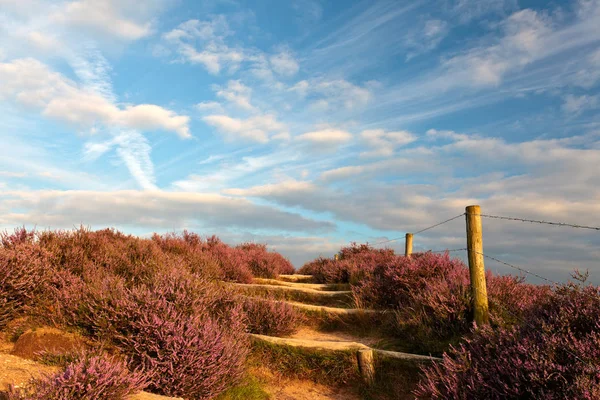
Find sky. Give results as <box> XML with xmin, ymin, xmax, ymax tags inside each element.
<box><xmin>1</xmin><ymin>0</ymin><xmax>600</xmax><ymax>284</ymax></box>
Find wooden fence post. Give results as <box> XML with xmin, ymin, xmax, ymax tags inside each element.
<box><xmin>405</xmin><ymin>233</ymin><xmax>413</xmax><ymax>258</ymax></box>
<box><xmin>466</xmin><ymin>205</ymin><xmax>489</xmax><ymax>325</ymax></box>
<box><xmin>357</xmin><ymin>349</ymin><xmax>375</xmax><ymax>386</ymax></box>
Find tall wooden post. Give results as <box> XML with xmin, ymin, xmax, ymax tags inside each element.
<box><xmin>405</xmin><ymin>233</ymin><xmax>413</xmax><ymax>258</ymax></box>
<box><xmin>466</xmin><ymin>205</ymin><xmax>489</xmax><ymax>325</ymax></box>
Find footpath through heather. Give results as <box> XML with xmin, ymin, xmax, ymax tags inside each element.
<box><xmin>233</xmin><ymin>273</ymin><xmax>441</xmax><ymax>399</ymax></box>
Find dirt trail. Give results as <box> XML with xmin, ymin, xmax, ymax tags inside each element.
<box><xmin>252</xmin><ymin>278</ymin><xmax>332</xmax><ymax>291</ymax></box>
<box><xmin>290</xmin><ymin>327</ymin><xmax>382</xmax><ymax>347</ymax></box>
<box><xmin>284</xmin><ymin>300</ymin><xmax>382</xmax><ymax>314</ymax></box>
<box><xmin>231</xmin><ymin>283</ymin><xmax>352</xmax><ymax>296</ymax></box>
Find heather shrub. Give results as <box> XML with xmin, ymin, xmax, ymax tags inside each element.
<box><xmin>241</xmin><ymin>297</ymin><xmax>301</xmax><ymax>336</ymax></box>
<box><xmin>352</xmin><ymin>252</ymin><xmax>550</xmax><ymax>352</ymax></box>
<box><xmin>6</xmin><ymin>353</ymin><xmax>147</xmax><ymax>400</ymax></box>
<box><xmin>115</xmin><ymin>298</ymin><xmax>248</xmax><ymax>399</ymax></box>
<box><xmin>299</xmin><ymin>243</ymin><xmax>396</xmax><ymax>284</ymax></box>
<box><xmin>416</xmin><ymin>282</ymin><xmax>600</xmax><ymax>399</ymax></box>
<box><xmin>208</xmin><ymin>239</ymin><xmax>254</xmax><ymax>283</ymax></box>
<box><xmin>236</xmin><ymin>243</ymin><xmax>295</xmax><ymax>278</ymax></box>
<box><xmin>0</xmin><ymin>229</ymin><xmax>50</xmax><ymax>328</ymax></box>
<box><xmin>46</xmin><ymin>266</ymin><xmax>249</xmax><ymax>399</ymax></box>
<box><xmin>486</xmin><ymin>274</ymin><xmax>552</xmax><ymax>325</ymax></box>
<box><xmin>37</xmin><ymin>228</ymin><xmax>164</xmax><ymax>285</ymax></box>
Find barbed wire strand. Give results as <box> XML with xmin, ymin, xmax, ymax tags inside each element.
<box><xmin>470</xmin><ymin>249</ymin><xmax>600</xmax><ymax>305</ymax></box>
<box><xmin>426</xmin><ymin>248</ymin><xmax>468</xmax><ymax>254</ymax></box>
<box><xmin>370</xmin><ymin>213</ymin><xmax>468</xmax><ymax>246</ymax></box>
<box><xmin>470</xmin><ymin>249</ymin><xmax>559</xmax><ymax>285</ymax></box>
<box><xmin>468</xmin><ymin>213</ymin><xmax>600</xmax><ymax>231</ymax></box>
<box><xmin>414</xmin><ymin>213</ymin><xmax>466</xmax><ymax>235</ymax></box>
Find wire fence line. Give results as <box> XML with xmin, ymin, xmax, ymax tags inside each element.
<box><xmin>467</xmin><ymin>213</ymin><xmax>600</xmax><ymax>231</ymax></box>
<box><xmin>370</xmin><ymin>211</ymin><xmax>600</xmax><ymax>248</ymax></box>
<box><xmin>427</xmin><ymin>248</ymin><xmax>468</xmax><ymax>254</ymax></box>
<box><xmin>470</xmin><ymin>249</ymin><xmax>559</xmax><ymax>286</ymax></box>
<box><xmin>369</xmin><ymin>212</ymin><xmax>467</xmax><ymax>246</ymax></box>
<box><xmin>413</xmin><ymin>213</ymin><xmax>466</xmax><ymax>235</ymax></box>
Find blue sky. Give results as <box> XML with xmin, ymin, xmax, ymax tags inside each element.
<box><xmin>1</xmin><ymin>0</ymin><xmax>600</xmax><ymax>283</ymax></box>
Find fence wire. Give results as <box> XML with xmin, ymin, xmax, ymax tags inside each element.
<box><xmin>468</xmin><ymin>213</ymin><xmax>600</xmax><ymax>231</ymax></box>
<box><xmin>413</xmin><ymin>213</ymin><xmax>466</xmax><ymax>235</ymax></box>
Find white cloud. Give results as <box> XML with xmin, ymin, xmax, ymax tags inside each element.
<box><xmin>360</xmin><ymin>129</ymin><xmax>416</xmax><ymax>157</ymax></box>
<box><xmin>214</xmin><ymin>80</ymin><xmax>255</xmax><ymax>111</ymax></box>
<box><xmin>405</xmin><ymin>19</ymin><xmax>449</xmax><ymax>60</ymax></box>
<box><xmin>0</xmin><ymin>58</ymin><xmax>191</xmax><ymax>138</ymax></box>
<box><xmin>162</xmin><ymin>16</ymin><xmax>246</xmax><ymax>75</ymax></box>
<box><xmin>196</xmin><ymin>101</ymin><xmax>225</xmax><ymax>113</ymax></box>
<box><xmin>296</xmin><ymin>128</ymin><xmax>353</xmax><ymax>145</ymax></box>
<box><xmin>0</xmin><ymin>171</ymin><xmax>27</xmax><ymax>178</ymax></box>
<box><xmin>291</xmin><ymin>79</ymin><xmax>373</xmax><ymax>111</ymax></box>
<box><xmin>570</xmin><ymin>49</ymin><xmax>600</xmax><ymax>89</ymax></box>
<box><xmin>0</xmin><ymin>190</ymin><xmax>335</xmax><ymax>232</ymax></box>
<box><xmin>203</xmin><ymin>113</ymin><xmax>287</xmax><ymax>143</ymax></box>
<box><xmin>51</xmin><ymin>0</ymin><xmax>156</xmax><ymax>41</ymax></box>
<box><xmin>225</xmin><ymin>179</ymin><xmax>316</xmax><ymax>197</ymax></box>
<box><xmin>270</xmin><ymin>51</ymin><xmax>300</xmax><ymax>77</ymax></box>
<box><xmin>562</xmin><ymin>94</ymin><xmax>599</xmax><ymax>116</ymax></box>
<box><xmin>442</xmin><ymin>9</ymin><xmax>551</xmax><ymax>87</ymax></box>
<box><xmin>162</xmin><ymin>16</ymin><xmax>299</xmax><ymax>79</ymax></box>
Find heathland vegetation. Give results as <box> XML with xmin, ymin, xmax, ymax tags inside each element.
<box><xmin>0</xmin><ymin>228</ymin><xmax>598</xmax><ymax>399</ymax></box>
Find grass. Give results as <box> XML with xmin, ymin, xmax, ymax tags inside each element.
<box><xmin>216</xmin><ymin>375</ymin><xmax>270</xmax><ymax>400</ymax></box>
<box><xmin>249</xmin><ymin>338</ymin><xmax>361</xmax><ymax>385</ymax></box>
<box><xmin>359</xmin><ymin>356</ymin><xmax>425</xmax><ymax>400</ymax></box>
<box><xmin>298</xmin><ymin>307</ymin><xmax>394</xmax><ymax>337</ymax></box>
<box><xmin>233</xmin><ymin>285</ymin><xmax>354</xmax><ymax>308</ymax></box>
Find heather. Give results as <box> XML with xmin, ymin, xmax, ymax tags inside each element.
<box><xmin>0</xmin><ymin>227</ymin><xmax>295</xmax><ymax>399</ymax></box>
<box><xmin>6</xmin><ymin>353</ymin><xmax>147</xmax><ymax>400</ymax></box>
<box><xmin>299</xmin><ymin>243</ymin><xmax>396</xmax><ymax>284</ymax></box>
<box><xmin>43</xmin><ymin>265</ymin><xmax>249</xmax><ymax>398</ymax></box>
<box><xmin>0</xmin><ymin>229</ymin><xmax>51</xmax><ymax>329</ymax></box>
<box><xmin>241</xmin><ymin>297</ymin><xmax>302</xmax><ymax>336</ymax></box>
<box><xmin>416</xmin><ymin>282</ymin><xmax>600</xmax><ymax>399</ymax></box>
<box><xmin>302</xmin><ymin>247</ymin><xmax>551</xmax><ymax>353</ymax></box>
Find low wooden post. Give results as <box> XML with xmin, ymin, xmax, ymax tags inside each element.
<box><xmin>466</xmin><ymin>205</ymin><xmax>489</xmax><ymax>325</ymax></box>
<box><xmin>357</xmin><ymin>349</ymin><xmax>375</xmax><ymax>386</ymax></box>
<box><xmin>405</xmin><ymin>233</ymin><xmax>413</xmax><ymax>258</ymax></box>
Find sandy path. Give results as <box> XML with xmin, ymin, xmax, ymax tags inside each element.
<box><xmin>290</xmin><ymin>327</ymin><xmax>382</xmax><ymax>347</ymax></box>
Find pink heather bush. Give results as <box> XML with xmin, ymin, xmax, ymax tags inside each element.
<box><xmin>242</xmin><ymin>296</ymin><xmax>302</xmax><ymax>336</ymax></box>
<box><xmin>236</xmin><ymin>242</ymin><xmax>295</xmax><ymax>278</ymax></box>
<box><xmin>47</xmin><ymin>267</ymin><xmax>248</xmax><ymax>399</ymax></box>
<box><xmin>6</xmin><ymin>353</ymin><xmax>147</xmax><ymax>400</ymax></box>
<box><xmin>37</xmin><ymin>228</ymin><xmax>165</xmax><ymax>284</ymax></box>
<box><xmin>416</xmin><ymin>283</ymin><xmax>600</xmax><ymax>399</ymax></box>
<box><xmin>299</xmin><ymin>243</ymin><xmax>396</xmax><ymax>284</ymax></box>
<box><xmin>116</xmin><ymin>301</ymin><xmax>248</xmax><ymax>399</ymax></box>
<box><xmin>350</xmin><ymin>251</ymin><xmax>551</xmax><ymax>351</ymax></box>
<box><xmin>0</xmin><ymin>229</ymin><xmax>50</xmax><ymax>328</ymax></box>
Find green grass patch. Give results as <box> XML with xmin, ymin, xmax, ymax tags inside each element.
<box><xmin>249</xmin><ymin>339</ymin><xmax>360</xmax><ymax>385</ymax></box>
<box><xmin>216</xmin><ymin>375</ymin><xmax>270</xmax><ymax>400</ymax></box>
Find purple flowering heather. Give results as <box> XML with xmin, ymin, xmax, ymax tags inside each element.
<box><xmin>6</xmin><ymin>354</ymin><xmax>147</xmax><ymax>400</ymax></box>
<box><xmin>416</xmin><ymin>283</ymin><xmax>600</xmax><ymax>399</ymax></box>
